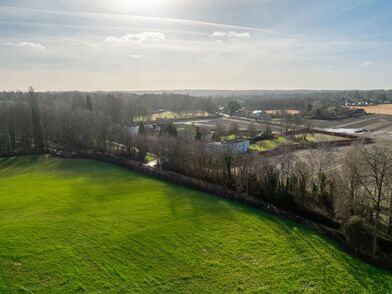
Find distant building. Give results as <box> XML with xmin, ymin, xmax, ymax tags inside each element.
<box><xmin>128</xmin><ymin>123</ymin><xmax>161</xmax><ymax>136</ymax></box>
<box><xmin>208</xmin><ymin>139</ymin><xmax>250</xmax><ymax>154</ymax></box>
<box><xmin>128</xmin><ymin>125</ymin><xmax>140</xmax><ymax>135</ymax></box>
<box><xmin>250</xmin><ymin>110</ymin><xmax>271</xmax><ymax>120</ymax></box>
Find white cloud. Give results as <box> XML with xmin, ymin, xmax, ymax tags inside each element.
<box><xmin>211</xmin><ymin>31</ymin><xmax>226</xmax><ymax>38</ymax></box>
<box><xmin>130</xmin><ymin>54</ymin><xmax>142</xmax><ymax>58</ymax></box>
<box><xmin>17</xmin><ymin>42</ymin><xmax>46</xmax><ymax>50</ymax></box>
<box><xmin>3</xmin><ymin>41</ymin><xmax>46</xmax><ymax>50</ymax></box>
<box><xmin>211</xmin><ymin>31</ymin><xmax>251</xmax><ymax>39</ymax></box>
<box><xmin>105</xmin><ymin>32</ymin><xmax>166</xmax><ymax>43</ymax></box>
<box><xmin>227</xmin><ymin>31</ymin><xmax>251</xmax><ymax>38</ymax></box>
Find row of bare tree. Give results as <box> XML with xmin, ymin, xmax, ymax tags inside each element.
<box><xmin>338</xmin><ymin>145</ymin><xmax>392</xmax><ymax>256</ymax></box>
<box><xmin>0</xmin><ymin>88</ymin><xmax>216</xmax><ymax>154</ymax></box>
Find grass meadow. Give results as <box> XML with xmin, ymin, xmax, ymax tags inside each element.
<box><xmin>0</xmin><ymin>155</ymin><xmax>391</xmax><ymax>293</ymax></box>
<box><xmin>249</xmin><ymin>134</ymin><xmax>346</xmax><ymax>152</ymax></box>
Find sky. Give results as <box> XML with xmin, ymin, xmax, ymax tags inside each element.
<box><xmin>0</xmin><ymin>0</ymin><xmax>391</xmax><ymax>91</ymax></box>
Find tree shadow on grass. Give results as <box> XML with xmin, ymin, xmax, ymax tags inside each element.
<box><xmin>55</xmin><ymin>156</ymin><xmax>237</xmax><ymax>226</ymax></box>
<box><xmin>0</xmin><ymin>155</ymin><xmax>45</xmax><ymax>175</ymax></box>
<box><xmin>112</xmin><ymin>170</ymin><xmax>392</xmax><ymax>292</ymax></box>
<box><xmin>255</xmin><ymin>210</ymin><xmax>392</xmax><ymax>292</ymax></box>
<box><xmin>162</xmin><ymin>184</ymin><xmax>237</xmax><ymax>227</ymax></box>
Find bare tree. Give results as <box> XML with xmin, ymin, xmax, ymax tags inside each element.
<box><xmin>353</xmin><ymin>145</ymin><xmax>392</xmax><ymax>256</ymax></box>
<box><xmin>277</xmin><ymin>150</ymin><xmax>295</xmax><ymax>193</ymax></box>
<box><xmin>388</xmin><ymin>189</ymin><xmax>392</xmax><ymax>235</ymax></box>
<box><xmin>292</xmin><ymin>159</ymin><xmax>310</xmax><ymax>208</ymax></box>
<box><xmin>28</xmin><ymin>86</ymin><xmax>44</xmax><ymax>152</ymax></box>
<box><xmin>213</xmin><ymin>122</ymin><xmax>226</xmax><ymax>141</ymax></box>
<box><xmin>221</xmin><ymin>150</ymin><xmax>234</xmax><ymax>187</ymax></box>
<box><xmin>247</xmin><ymin>123</ymin><xmax>258</xmax><ymax>137</ymax></box>
<box><xmin>229</xmin><ymin>122</ymin><xmax>240</xmax><ymax>137</ymax></box>
<box><xmin>338</xmin><ymin>145</ymin><xmax>367</xmax><ymax>219</ymax></box>
<box><xmin>306</xmin><ymin>143</ymin><xmax>333</xmax><ymax>198</ymax></box>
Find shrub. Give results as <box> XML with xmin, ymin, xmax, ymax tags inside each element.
<box><xmin>343</xmin><ymin>216</ymin><xmax>373</xmax><ymax>252</ymax></box>
<box><xmin>271</xmin><ymin>191</ymin><xmax>296</xmax><ymax>211</ymax></box>
<box><xmin>378</xmin><ymin>237</ymin><xmax>392</xmax><ymax>254</ymax></box>
<box><xmin>320</xmin><ymin>191</ymin><xmax>334</xmax><ymax>216</ymax></box>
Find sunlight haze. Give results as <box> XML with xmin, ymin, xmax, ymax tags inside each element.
<box><xmin>0</xmin><ymin>0</ymin><xmax>391</xmax><ymax>90</ymax></box>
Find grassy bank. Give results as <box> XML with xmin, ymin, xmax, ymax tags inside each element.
<box><xmin>249</xmin><ymin>134</ymin><xmax>346</xmax><ymax>151</ymax></box>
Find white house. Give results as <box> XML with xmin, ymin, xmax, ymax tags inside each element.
<box><xmin>251</xmin><ymin>110</ymin><xmax>271</xmax><ymax>120</ymax></box>
<box><xmin>128</xmin><ymin>125</ymin><xmax>140</xmax><ymax>135</ymax></box>
<box><xmin>128</xmin><ymin>123</ymin><xmax>161</xmax><ymax>136</ymax></box>
<box><xmin>209</xmin><ymin>139</ymin><xmax>250</xmax><ymax>154</ymax></box>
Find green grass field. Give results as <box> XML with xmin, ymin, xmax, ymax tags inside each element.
<box><xmin>220</xmin><ymin>134</ymin><xmax>240</xmax><ymax>141</ymax></box>
<box><xmin>1</xmin><ymin>156</ymin><xmax>391</xmax><ymax>293</ymax></box>
<box><xmin>249</xmin><ymin>136</ymin><xmax>289</xmax><ymax>151</ymax></box>
<box><xmin>249</xmin><ymin>134</ymin><xmax>346</xmax><ymax>152</ymax></box>
<box><xmin>294</xmin><ymin>133</ymin><xmax>347</xmax><ymax>143</ymax></box>
<box><xmin>144</xmin><ymin>152</ymin><xmax>156</xmax><ymax>163</ymax></box>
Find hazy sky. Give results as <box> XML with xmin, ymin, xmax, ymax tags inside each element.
<box><xmin>1</xmin><ymin>0</ymin><xmax>391</xmax><ymax>91</ymax></box>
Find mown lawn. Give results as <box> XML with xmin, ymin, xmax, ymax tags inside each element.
<box><xmin>249</xmin><ymin>136</ymin><xmax>289</xmax><ymax>151</ymax></box>
<box><xmin>249</xmin><ymin>134</ymin><xmax>346</xmax><ymax>152</ymax></box>
<box><xmin>144</xmin><ymin>152</ymin><xmax>156</xmax><ymax>163</ymax></box>
<box><xmin>0</xmin><ymin>155</ymin><xmax>391</xmax><ymax>293</ymax></box>
<box><xmin>295</xmin><ymin>133</ymin><xmax>347</xmax><ymax>143</ymax></box>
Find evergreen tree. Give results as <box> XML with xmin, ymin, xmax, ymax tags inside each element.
<box><xmin>195</xmin><ymin>126</ymin><xmax>202</xmax><ymax>141</ymax></box>
<box><xmin>28</xmin><ymin>86</ymin><xmax>44</xmax><ymax>152</ymax></box>
<box><xmin>161</xmin><ymin>123</ymin><xmax>178</xmax><ymax>137</ymax></box>
<box><xmin>227</xmin><ymin>100</ymin><xmax>240</xmax><ymax>116</ymax></box>
<box><xmin>138</xmin><ymin>122</ymin><xmax>146</xmax><ymax>135</ymax></box>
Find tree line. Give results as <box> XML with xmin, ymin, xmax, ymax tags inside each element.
<box><xmin>0</xmin><ymin>88</ymin><xmax>216</xmax><ymax>154</ymax></box>
<box><xmin>217</xmin><ymin>89</ymin><xmax>392</xmax><ymax>111</ymax></box>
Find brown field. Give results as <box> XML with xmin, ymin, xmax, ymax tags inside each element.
<box><xmin>265</xmin><ymin>109</ymin><xmax>301</xmax><ymax>115</ymax></box>
<box><xmin>346</xmin><ymin>104</ymin><xmax>392</xmax><ymax>115</ymax></box>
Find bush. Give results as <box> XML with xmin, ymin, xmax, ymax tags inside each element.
<box><xmin>343</xmin><ymin>216</ymin><xmax>373</xmax><ymax>252</ymax></box>
<box><xmin>379</xmin><ymin>237</ymin><xmax>392</xmax><ymax>254</ymax></box>
<box><xmin>300</xmin><ymin>208</ymin><xmax>340</xmax><ymax>229</ymax></box>
<box><xmin>271</xmin><ymin>191</ymin><xmax>296</xmax><ymax>210</ymax></box>
<box><xmin>320</xmin><ymin>191</ymin><xmax>334</xmax><ymax>215</ymax></box>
